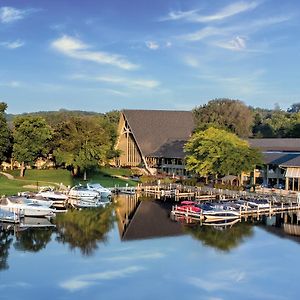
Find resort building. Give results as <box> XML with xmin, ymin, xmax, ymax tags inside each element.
<box><xmin>116</xmin><ymin>110</ymin><xmax>300</xmax><ymax>191</ymax></box>
<box><xmin>249</xmin><ymin>139</ymin><xmax>300</xmax><ymax>191</ymax></box>
<box><xmin>115</xmin><ymin>109</ymin><xmax>194</xmax><ymax>175</ymax></box>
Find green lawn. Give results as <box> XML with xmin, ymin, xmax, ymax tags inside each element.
<box><xmin>1</xmin><ymin>167</ymin><xmax>137</xmax><ymax>196</ymax></box>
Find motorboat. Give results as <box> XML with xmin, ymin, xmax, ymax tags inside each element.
<box><xmin>0</xmin><ymin>208</ymin><xmax>20</xmax><ymax>223</ymax></box>
<box><xmin>203</xmin><ymin>218</ymin><xmax>240</xmax><ymax>228</ymax></box>
<box><xmin>36</xmin><ymin>186</ymin><xmax>68</xmax><ymax>208</ymax></box>
<box><xmin>86</xmin><ymin>183</ymin><xmax>112</xmax><ymax>198</ymax></box>
<box><xmin>68</xmin><ymin>185</ymin><xmax>100</xmax><ymax>200</ymax></box>
<box><xmin>0</xmin><ymin>197</ymin><xmax>56</xmax><ymax>217</ymax></box>
<box><xmin>246</xmin><ymin>199</ymin><xmax>270</xmax><ymax>209</ymax></box>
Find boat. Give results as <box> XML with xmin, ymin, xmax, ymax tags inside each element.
<box><xmin>0</xmin><ymin>208</ymin><xmax>20</xmax><ymax>223</ymax></box>
<box><xmin>203</xmin><ymin>218</ymin><xmax>240</xmax><ymax>228</ymax></box>
<box><xmin>36</xmin><ymin>186</ymin><xmax>68</xmax><ymax>208</ymax></box>
<box><xmin>68</xmin><ymin>185</ymin><xmax>100</xmax><ymax>200</ymax></box>
<box><xmin>246</xmin><ymin>198</ymin><xmax>270</xmax><ymax>209</ymax></box>
<box><xmin>0</xmin><ymin>197</ymin><xmax>56</xmax><ymax>217</ymax></box>
<box><xmin>86</xmin><ymin>183</ymin><xmax>112</xmax><ymax>198</ymax></box>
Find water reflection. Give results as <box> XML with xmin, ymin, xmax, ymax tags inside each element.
<box><xmin>14</xmin><ymin>227</ymin><xmax>52</xmax><ymax>252</ymax></box>
<box><xmin>115</xmin><ymin>194</ymin><xmax>183</xmax><ymax>241</ymax></box>
<box><xmin>184</xmin><ymin>221</ymin><xmax>253</xmax><ymax>252</ymax></box>
<box><xmin>0</xmin><ymin>228</ymin><xmax>13</xmax><ymax>270</ymax></box>
<box><xmin>54</xmin><ymin>205</ymin><xmax>115</xmax><ymax>256</ymax></box>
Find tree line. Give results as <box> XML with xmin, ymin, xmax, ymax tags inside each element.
<box><xmin>193</xmin><ymin>98</ymin><xmax>300</xmax><ymax>138</ymax></box>
<box><xmin>0</xmin><ymin>102</ymin><xmax>120</xmax><ymax>177</ymax></box>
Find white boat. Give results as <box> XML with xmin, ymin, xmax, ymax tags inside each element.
<box><xmin>68</xmin><ymin>185</ymin><xmax>100</xmax><ymax>200</ymax></box>
<box><xmin>0</xmin><ymin>208</ymin><xmax>20</xmax><ymax>223</ymax></box>
<box><xmin>68</xmin><ymin>198</ymin><xmax>105</xmax><ymax>209</ymax></box>
<box><xmin>0</xmin><ymin>197</ymin><xmax>55</xmax><ymax>217</ymax></box>
<box><xmin>36</xmin><ymin>187</ymin><xmax>68</xmax><ymax>208</ymax></box>
<box><xmin>247</xmin><ymin>199</ymin><xmax>270</xmax><ymax>209</ymax></box>
<box><xmin>203</xmin><ymin>210</ymin><xmax>241</xmax><ymax>222</ymax></box>
<box><xmin>86</xmin><ymin>183</ymin><xmax>112</xmax><ymax>198</ymax></box>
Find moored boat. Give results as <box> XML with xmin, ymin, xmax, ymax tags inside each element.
<box><xmin>86</xmin><ymin>183</ymin><xmax>112</xmax><ymax>198</ymax></box>
<box><xmin>0</xmin><ymin>197</ymin><xmax>56</xmax><ymax>217</ymax></box>
<box><xmin>68</xmin><ymin>185</ymin><xmax>100</xmax><ymax>200</ymax></box>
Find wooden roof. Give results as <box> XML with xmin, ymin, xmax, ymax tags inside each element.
<box><xmin>123</xmin><ymin>109</ymin><xmax>195</xmax><ymax>158</ymax></box>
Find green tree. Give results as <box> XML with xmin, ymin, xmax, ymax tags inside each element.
<box><xmin>0</xmin><ymin>102</ymin><xmax>10</xmax><ymax>164</ymax></box>
<box><xmin>12</xmin><ymin>116</ymin><xmax>52</xmax><ymax>177</ymax></box>
<box><xmin>53</xmin><ymin>116</ymin><xmax>114</xmax><ymax>179</ymax></box>
<box><xmin>184</xmin><ymin>127</ymin><xmax>262</xmax><ymax>182</ymax></box>
<box><xmin>193</xmin><ymin>99</ymin><xmax>253</xmax><ymax>137</ymax></box>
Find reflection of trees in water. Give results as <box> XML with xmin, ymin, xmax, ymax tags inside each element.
<box><xmin>55</xmin><ymin>206</ymin><xmax>115</xmax><ymax>256</ymax></box>
<box><xmin>14</xmin><ymin>228</ymin><xmax>53</xmax><ymax>252</ymax></box>
<box><xmin>185</xmin><ymin>222</ymin><xmax>253</xmax><ymax>252</ymax></box>
<box><xmin>0</xmin><ymin>229</ymin><xmax>13</xmax><ymax>270</ymax></box>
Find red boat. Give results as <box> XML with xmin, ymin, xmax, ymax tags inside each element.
<box><xmin>177</xmin><ymin>201</ymin><xmax>201</xmax><ymax>213</ymax></box>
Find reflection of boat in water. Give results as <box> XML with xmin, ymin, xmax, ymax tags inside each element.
<box><xmin>68</xmin><ymin>197</ymin><xmax>111</xmax><ymax>209</ymax></box>
<box><xmin>0</xmin><ymin>208</ymin><xmax>20</xmax><ymax>223</ymax></box>
<box><xmin>19</xmin><ymin>217</ymin><xmax>55</xmax><ymax>228</ymax></box>
<box><xmin>203</xmin><ymin>210</ymin><xmax>241</xmax><ymax>222</ymax></box>
<box><xmin>203</xmin><ymin>218</ymin><xmax>240</xmax><ymax>228</ymax></box>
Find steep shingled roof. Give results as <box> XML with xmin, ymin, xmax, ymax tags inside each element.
<box><xmin>123</xmin><ymin>109</ymin><xmax>195</xmax><ymax>158</ymax></box>
<box><xmin>248</xmin><ymin>138</ymin><xmax>300</xmax><ymax>152</ymax></box>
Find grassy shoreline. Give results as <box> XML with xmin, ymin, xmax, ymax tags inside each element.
<box><xmin>0</xmin><ymin>167</ymin><xmax>137</xmax><ymax>196</ymax></box>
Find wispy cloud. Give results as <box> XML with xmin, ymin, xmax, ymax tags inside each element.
<box><xmin>60</xmin><ymin>266</ymin><xmax>144</xmax><ymax>292</ymax></box>
<box><xmin>0</xmin><ymin>6</ymin><xmax>36</xmax><ymax>24</ymax></box>
<box><xmin>51</xmin><ymin>35</ymin><xmax>138</xmax><ymax>70</ymax></box>
<box><xmin>179</xmin><ymin>26</ymin><xmax>225</xmax><ymax>41</ymax></box>
<box><xmin>71</xmin><ymin>74</ymin><xmax>160</xmax><ymax>89</ymax></box>
<box><xmin>215</xmin><ymin>36</ymin><xmax>247</xmax><ymax>51</ymax></box>
<box><xmin>0</xmin><ymin>40</ymin><xmax>25</xmax><ymax>49</ymax></box>
<box><xmin>163</xmin><ymin>1</ymin><xmax>259</xmax><ymax>23</ymax></box>
<box><xmin>145</xmin><ymin>40</ymin><xmax>159</xmax><ymax>50</ymax></box>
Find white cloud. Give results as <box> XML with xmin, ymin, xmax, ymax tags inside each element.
<box><xmin>60</xmin><ymin>266</ymin><xmax>144</xmax><ymax>292</ymax></box>
<box><xmin>145</xmin><ymin>41</ymin><xmax>159</xmax><ymax>50</ymax></box>
<box><xmin>215</xmin><ymin>36</ymin><xmax>247</xmax><ymax>51</ymax></box>
<box><xmin>0</xmin><ymin>6</ymin><xmax>34</xmax><ymax>23</ymax></box>
<box><xmin>71</xmin><ymin>74</ymin><xmax>160</xmax><ymax>89</ymax></box>
<box><xmin>163</xmin><ymin>1</ymin><xmax>259</xmax><ymax>23</ymax></box>
<box><xmin>0</xmin><ymin>40</ymin><xmax>25</xmax><ymax>49</ymax></box>
<box><xmin>51</xmin><ymin>35</ymin><xmax>138</xmax><ymax>70</ymax></box>
<box><xmin>179</xmin><ymin>26</ymin><xmax>224</xmax><ymax>41</ymax></box>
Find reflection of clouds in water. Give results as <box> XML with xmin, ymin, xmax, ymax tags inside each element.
<box><xmin>186</xmin><ymin>268</ymin><xmax>247</xmax><ymax>292</ymax></box>
<box><xmin>105</xmin><ymin>251</ymin><xmax>165</xmax><ymax>261</ymax></box>
<box><xmin>0</xmin><ymin>282</ymin><xmax>31</xmax><ymax>289</ymax></box>
<box><xmin>60</xmin><ymin>266</ymin><xmax>145</xmax><ymax>292</ymax></box>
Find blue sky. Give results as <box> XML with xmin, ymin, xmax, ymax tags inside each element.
<box><xmin>0</xmin><ymin>0</ymin><xmax>299</xmax><ymax>114</ymax></box>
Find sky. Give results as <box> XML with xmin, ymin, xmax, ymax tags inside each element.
<box><xmin>0</xmin><ymin>0</ymin><xmax>300</xmax><ymax>114</ymax></box>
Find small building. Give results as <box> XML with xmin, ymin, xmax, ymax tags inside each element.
<box><xmin>249</xmin><ymin>138</ymin><xmax>300</xmax><ymax>191</ymax></box>
<box><xmin>115</xmin><ymin>109</ymin><xmax>194</xmax><ymax>175</ymax></box>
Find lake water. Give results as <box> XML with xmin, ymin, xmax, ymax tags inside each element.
<box><xmin>1</xmin><ymin>194</ymin><xmax>300</xmax><ymax>300</ymax></box>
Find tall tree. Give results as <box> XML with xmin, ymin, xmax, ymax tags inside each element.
<box><xmin>184</xmin><ymin>127</ymin><xmax>262</xmax><ymax>182</ymax></box>
<box><xmin>12</xmin><ymin>116</ymin><xmax>52</xmax><ymax>177</ymax></box>
<box><xmin>0</xmin><ymin>102</ymin><xmax>10</xmax><ymax>164</ymax></box>
<box><xmin>53</xmin><ymin>116</ymin><xmax>113</xmax><ymax>179</ymax></box>
<box><xmin>193</xmin><ymin>99</ymin><xmax>253</xmax><ymax>137</ymax></box>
